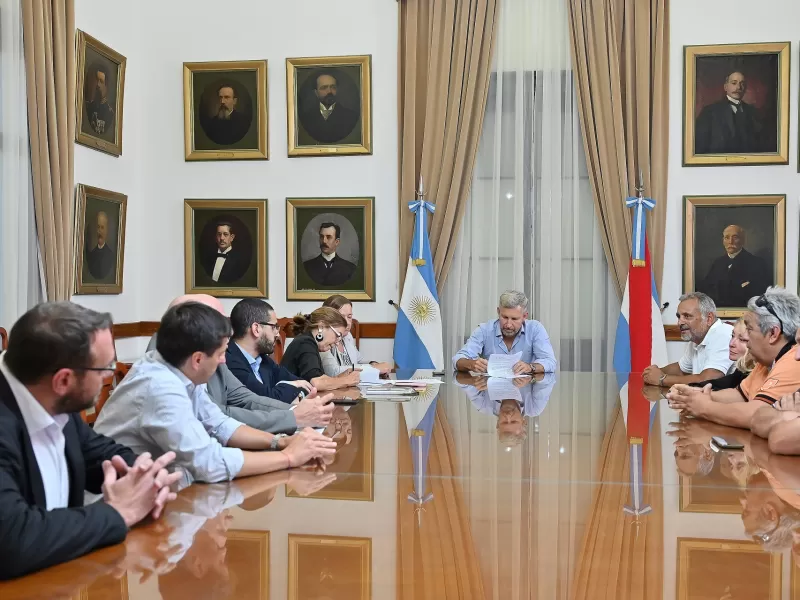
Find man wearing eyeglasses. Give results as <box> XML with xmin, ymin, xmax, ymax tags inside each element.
<box><xmin>0</xmin><ymin>302</ymin><xmax>183</xmax><ymax>579</ymax></box>
<box><xmin>667</xmin><ymin>287</ymin><xmax>800</xmax><ymax>429</ymax></box>
<box><xmin>226</xmin><ymin>299</ymin><xmax>332</xmax><ymax>409</ymax></box>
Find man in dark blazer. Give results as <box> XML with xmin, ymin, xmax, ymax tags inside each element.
<box><xmin>695</xmin><ymin>70</ymin><xmax>765</xmax><ymax>154</ymax></box>
<box><xmin>226</xmin><ymin>299</ymin><xmax>331</xmax><ymax>413</ymax></box>
<box><xmin>200</xmin><ymin>84</ymin><xmax>251</xmax><ymax>146</ymax></box>
<box><xmin>0</xmin><ymin>302</ymin><xmax>181</xmax><ymax>580</ymax></box>
<box><xmin>201</xmin><ymin>222</ymin><xmax>249</xmax><ymax>284</ymax></box>
<box><xmin>698</xmin><ymin>224</ymin><xmax>772</xmax><ymax>308</ymax></box>
<box><xmin>86</xmin><ymin>211</ymin><xmax>115</xmax><ymax>281</ymax></box>
<box><xmin>298</xmin><ymin>72</ymin><xmax>360</xmax><ymax>144</ymax></box>
<box><xmin>302</xmin><ymin>222</ymin><xmax>357</xmax><ymax>287</ymax></box>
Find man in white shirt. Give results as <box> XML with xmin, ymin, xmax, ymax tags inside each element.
<box><xmin>0</xmin><ymin>301</ymin><xmax>182</xmax><ymax>580</ymax></box>
<box><xmin>643</xmin><ymin>292</ymin><xmax>733</xmax><ymax>387</ymax></box>
<box><xmin>94</xmin><ymin>301</ymin><xmax>337</xmax><ymax>486</ymax></box>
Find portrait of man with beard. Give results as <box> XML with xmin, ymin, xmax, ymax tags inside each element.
<box><xmin>199</xmin><ymin>83</ymin><xmax>252</xmax><ymax>146</ymax></box>
<box><xmin>297</xmin><ymin>70</ymin><xmax>360</xmax><ymax>146</ymax></box>
<box><xmin>85</xmin><ymin>64</ymin><xmax>116</xmax><ymax>140</ymax></box>
<box><xmin>85</xmin><ymin>210</ymin><xmax>116</xmax><ymax>281</ymax></box>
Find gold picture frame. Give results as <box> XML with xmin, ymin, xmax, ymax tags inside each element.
<box><xmin>288</xmin><ymin>534</ymin><xmax>371</xmax><ymax>600</ymax></box>
<box><xmin>76</xmin><ymin>573</ymin><xmax>128</xmax><ymax>600</ymax></box>
<box><xmin>74</xmin><ymin>184</ymin><xmax>127</xmax><ymax>295</ymax></box>
<box><xmin>679</xmin><ymin>473</ymin><xmax>744</xmax><ymax>514</ymax></box>
<box><xmin>226</xmin><ymin>530</ymin><xmax>270</xmax><ymax>600</ymax></box>
<box><xmin>287</xmin><ymin>402</ymin><xmax>374</xmax><ymax>501</ymax></box>
<box><xmin>75</xmin><ymin>30</ymin><xmax>126</xmax><ymax>157</ymax></box>
<box><xmin>683</xmin><ymin>194</ymin><xmax>785</xmax><ymax>318</ymax></box>
<box><xmin>683</xmin><ymin>41</ymin><xmax>791</xmax><ymax>166</ymax></box>
<box><xmin>183</xmin><ymin>60</ymin><xmax>269</xmax><ymax>161</ymax></box>
<box><xmin>184</xmin><ymin>199</ymin><xmax>268</xmax><ymax>298</ymax></box>
<box><xmin>677</xmin><ymin>538</ymin><xmax>781</xmax><ymax>600</ymax></box>
<box><xmin>286</xmin><ymin>55</ymin><xmax>372</xmax><ymax>157</ymax></box>
<box><xmin>286</xmin><ymin>197</ymin><xmax>375</xmax><ymax>301</ymax></box>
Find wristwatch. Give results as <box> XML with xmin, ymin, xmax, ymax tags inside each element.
<box><xmin>659</xmin><ymin>374</ymin><xmax>667</xmax><ymax>386</ymax></box>
<box><xmin>270</xmin><ymin>433</ymin><xmax>287</xmax><ymax>450</ymax></box>
<box><xmin>529</xmin><ymin>363</ymin><xmax>537</xmax><ymax>374</ymax></box>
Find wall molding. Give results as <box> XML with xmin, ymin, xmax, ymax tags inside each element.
<box><xmin>113</xmin><ymin>321</ymin><xmax>684</xmax><ymax>341</ymax></box>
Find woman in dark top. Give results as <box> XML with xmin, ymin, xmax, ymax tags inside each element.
<box><xmin>280</xmin><ymin>308</ymin><xmax>361</xmax><ymax>391</ymax></box>
<box><xmin>690</xmin><ymin>318</ymin><xmax>755</xmax><ymax>391</ymax></box>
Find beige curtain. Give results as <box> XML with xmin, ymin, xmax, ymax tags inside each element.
<box><xmin>398</xmin><ymin>0</ymin><xmax>499</xmax><ymax>292</ymax></box>
<box><xmin>397</xmin><ymin>403</ymin><xmax>485</xmax><ymax>599</ymax></box>
<box><xmin>22</xmin><ymin>0</ymin><xmax>76</xmax><ymax>302</ymax></box>
<box><xmin>567</xmin><ymin>0</ymin><xmax>669</xmax><ymax>296</ymax></box>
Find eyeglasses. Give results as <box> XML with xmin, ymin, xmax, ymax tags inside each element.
<box><xmin>259</xmin><ymin>321</ymin><xmax>281</xmax><ymax>332</ymax></box>
<box><xmin>73</xmin><ymin>361</ymin><xmax>117</xmax><ymax>375</ymax></box>
<box><xmin>755</xmin><ymin>295</ymin><xmax>785</xmax><ymax>335</ymax></box>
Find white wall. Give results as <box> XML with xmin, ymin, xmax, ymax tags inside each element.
<box><xmin>74</xmin><ymin>0</ymin><xmax>399</xmax><ymax>361</ymax></box>
<box><xmin>663</xmin><ymin>0</ymin><xmax>800</xmax><ymax>357</ymax></box>
<box><xmin>665</xmin><ymin>1</ymin><xmax>800</xmax><ymax>594</ymax></box>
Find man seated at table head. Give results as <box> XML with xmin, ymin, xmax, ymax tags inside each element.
<box><xmin>643</xmin><ymin>292</ymin><xmax>733</xmax><ymax>387</ymax></box>
<box><xmin>94</xmin><ymin>301</ymin><xmax>337</xmax><ymax>487</ymax></box>
<box><xmin>147</xmin><ymin>294</ymin><xmax>332</xmax><ymax>433</ymax></box>
<box><xmin>452</xmin><ymin>290</ymin><xmax>557</xmax><ymax>375</ymax></box>
<box><xmin>0</xmin><ymin>301</ymin><xmax>182</xmax><ymax>580</ymax></box>
<box><xmin>226</xmin><ymin>298</ymin><xmax>331</xmax><ymax>412</ymax></box>
<box><xmin>667</xmin><ymin>286</ymin><xmax>800</xmax><ymax>430</ymax></box>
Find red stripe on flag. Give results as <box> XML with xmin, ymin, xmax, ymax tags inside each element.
<box><xmin>626</xmin><ymin>372</ymin><xmax>651</xmax><ymax>463</ymax></box>
<box><xmin>628</xmin><ymin>240</ymin><xmax>653</xmax><ymax>373</ymax></box>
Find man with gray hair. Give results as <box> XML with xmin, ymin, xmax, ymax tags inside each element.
<box><xmin>452</xmin><ymin>290</ymin><xmax>557</xmax><ymax>374</ymax></box>
<box><xmin>643</xmin><ymin>292</ymin><xmax>733</xmax><ymax>387</ymax></box>
<box><xmin>668</xmin><ymin>286</ymin><xmax>800</xmax><ymax>429</ymax></box>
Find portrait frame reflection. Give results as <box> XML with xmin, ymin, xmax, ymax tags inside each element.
<box><xmin>288</xmin><ymin>534</ymin><xmax>371</xmax><ymax>600</ymax></box>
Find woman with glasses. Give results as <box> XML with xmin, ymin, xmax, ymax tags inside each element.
<box><xmin>319</xmin><ymin>295</ymin><xmax>393</xmax><ymax>377</ymax></box>
<box><xmin>280</xmin><ymin>308</ymin><xmax>361</xmax><ymax>391</ymax></box>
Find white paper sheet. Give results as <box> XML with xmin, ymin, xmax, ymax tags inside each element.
<box><xmin>358</xmin><ymin>365</ymin><xmax>381</xmax><ymax>384</ymax></box>
<box><xmin>487</xmin><ymin>377</ymin><xmax>523</xmax><ymax>403</ymax></box>
<box><xmin>487</xmin><ymin>352</ymin><xmax>526</xmax><ymax>378</ymax></box>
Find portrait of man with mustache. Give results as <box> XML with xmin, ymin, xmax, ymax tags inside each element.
<box><xmin>85</xmin><ymin>64</ymin><xmax>115</xmax><ymax>140</ymax></box>
<box><xmin>298</xmin><ymin>70</ymin><xmax>360</xmax><ymax>145</ymax></box>
<box><xmin>200</xmin><ymin>83</ymin><xmax>252</xmax><ymax>146</ymax></box>
<box><xmin>302</xmin><ymin>221</ymin><xmax>357</xmax><ymax>288</ymax></box>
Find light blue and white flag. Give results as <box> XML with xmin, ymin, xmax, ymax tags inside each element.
<box><xmin>393</xmin><ymin>198</ymin><xmax>444</xmax><ymax>370</ymax></box>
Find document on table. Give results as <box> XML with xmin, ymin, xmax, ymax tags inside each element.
<box><xmin>359</xmin><ymin>365</ymin><xmax>381</xmax><ymax>384</ymax></box>
<box><xmin>487</xmin><ymin>377</ymin><xmax>523</xmax><ymax>403</ymax></box>
<box><xmin>486</xmin><ymin>352</ymin><xmax>527</xmax><ymax>378</ymax></box>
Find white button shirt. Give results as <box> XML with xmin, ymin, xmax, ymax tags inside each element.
<box><xmin>678</xmin><ymin>319</ymin><xmax>734</xmax><ymax>375</ymax></box>
<box><xmin>0</xmin><ymin>354</ymin><xmax>69</xmax><ymax>510</ymax></box>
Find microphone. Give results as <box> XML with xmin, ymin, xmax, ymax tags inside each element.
<box><xmin>388</xmin><ymin>299</ymin><xmax>400</xmax><ymax>311</ymax></box>
<box><xmin>661</xmin><ymin>302</ymin><xmax>669</xmax><ymax>313</ymax></box>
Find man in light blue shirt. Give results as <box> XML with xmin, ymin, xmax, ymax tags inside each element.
<box><xmin>94</xmin><ymin>302</ymin><xmax>337</xmax><ymax>486</ymax></box>
<box><xmin>453</xmin><ymin>290</ymin><xmax>557</xmax><ymax>374</ymax></box>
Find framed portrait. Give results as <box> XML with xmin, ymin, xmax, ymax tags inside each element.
<box><xmin>286</xmin><ymin>197</ymin><xmax>375</xmax><ymax>301</ymax></box>
<box><xmin>679</xmin><ymin>463</ymin><xmax>746</xmax><ymax>514</ymax></box>
<box><xmin>288</xmin><ymin>535</ymin><xmax>371</xmax><ymax>600</ymax></box>
<box><xmin>287</xmin><ymin>402</ymin><xmax>374</xmax><ymax>501</ymax></box>
<box><xmin>224</xmin><ymin>530</ymin><xmax>270</xmax><ymax>600</ymax></box>
<box><xmin>183</xmin><ymin>60</ymin><xmax>268</xmax><ymax>161</ymax></box>
<box><xmin>74</xmin><ymin>184</ymin><xmax>127</xmax><ymax>295</ymax></box>
<box><xmin>677</xmin><ymin>538</ymin><xmax>780</xmax><ymax>600</ymax></box>
<box><xmin>184</xmin><ymin>199</ymin><xmax>268</xmax><ymax>298</ymax></box>
<box><xmin>75</xmin><ymin>30</ymin><xmax>126</xmax><ymax>157</ymax></box>
<box><xmin>683</xmin><ymin>42</ymin><xmax>790</xmax><ymax>166</ymax></box>
<box><xmin>286</xmin><ymin>55</ymin><xmax>372</xmax><ymax>157</ymax></box>
<box><xmin>683</xmin><ymin>195</ymin><xmax>785</xmax><ymax>318</ymax></box>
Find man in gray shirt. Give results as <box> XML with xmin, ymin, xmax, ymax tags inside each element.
<box><xmin>146</xmin><ymin>294</ymin><xmax>333</xmax><ymax>434</ymax></box>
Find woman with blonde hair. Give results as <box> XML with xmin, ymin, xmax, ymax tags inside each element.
<box><xmin>319</xmin><ymin>295</ymin><xmax>392</xmax><ymax>376</ymax></box>
<box><xmin>689</xmin><ymin>317</ymin><xmax>755</xmax><ymax>391</ymax></box>
<box><xmin>280</xmin><ymin>307</ymin><xmax>361</xmax><ymax>391</ymax></box>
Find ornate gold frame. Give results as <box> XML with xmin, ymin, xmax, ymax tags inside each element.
<box><xmin>677</xmin><ymin>538</ymin><xmax>781</xmax><ymax>600</ymax></box>
<box><xmin>226</xmin><ymin>530</ymin><xmax>270</xmax><ymax>600</ymax></box>
<box><xmin>184</xmin><ymin>199</ymin><xmax>268</xmax><ymax>298</ymax></box>
<box><xmin>286</xmin><ymin>197</ymin><xmax>375</xmax><ymax>301</ymax></box>
<box><xmin>683</xmin><ymin>41</ymin><xmax>791</xmax><ymax>166</ymax></box>
<box><xmin>183</xmin><ymin>60</ymin><xmax>269</xmax><ymax>161</ymax></box>
<box><xmin>288</xmin><ymin>535</ymin><xmax>371</xmax><ymax>600</ymax></box>
<box><xmin>286</xmin><ymin>55</ymin><xmax>372</xmax><ymax>157</ymax></box>
<box><xmin>679</xmin><ymin>474</ymin><xmax>742</xmax><ymax>514</ymax></box>
<box><xmin>75</xmin><ymin>30</ymin><xmax>126</xmax><ymax>157</ymax></box>
<box><xmin>74</xmin><ymin>184</ymin><xmax>127</xmax><ymax>295</ymax></box>
<box><xmin>683</xmin><ymin>194</ymin><xmax>786</xmax><ymax>318</ymax></box>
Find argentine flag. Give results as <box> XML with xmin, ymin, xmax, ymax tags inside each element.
<box><xmin>393</xmin><ymin>200</ymin><xmax>444</xmax><ymax>370</ymax></box>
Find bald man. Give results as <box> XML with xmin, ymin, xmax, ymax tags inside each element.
<box><xmin>145</xmin><ymin>295</ymin><xmax>333</xmax><ymax>434</ymax></box>
<box><xmin>698</xmin><ymin>224</ymin><xmax>772</xmax><ymax>308</ymax></box>
<box><xmin>86</xmin><ymin>211</ymin><xmax>115</xmax><ymax>281</ymax></box>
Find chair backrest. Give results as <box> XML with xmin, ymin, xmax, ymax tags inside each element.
<box><xmin>0</xmin><ymin>327</ymin><xmax>7</xmax><ymax>351</ymax></box>
<box><xmin>82</xmin><ymin>361</ymin><xmax>133</xmax><ymax>424</ymax></box>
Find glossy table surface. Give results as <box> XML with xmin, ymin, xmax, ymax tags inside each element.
<box><xmin>3</xmin><ymin>371</ymin><xmax>800</xmax><ymax>599</ymax></box>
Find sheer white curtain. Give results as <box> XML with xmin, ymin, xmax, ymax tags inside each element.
<box><xmin>442</xmin><ymin>0</ymin><xmax>619</xmax><ymax>372</ymax></box>
<box><xmin>0</xmin><ymin>0</ymin><xmax>42</xmax><ymax>327</ymax></box>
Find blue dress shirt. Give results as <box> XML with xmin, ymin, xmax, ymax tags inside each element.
<box><xmin>93</xmin><ymin>351</ymin><xmax>245</xmax><ymax>486</ymax></box>
<box><xmin>235</xmin><ymin>342</ymin><xmax>263</xmax><ymax>383</ymax></box>
<box><xmin>452</xmin><ymin>319</ymin><xmax>557</xmax><ymax>372</ymax></box>
<box><xmin>457</xmin><ymin>373</ymin><xmax>557</xmax><ymax>417</ymax></box>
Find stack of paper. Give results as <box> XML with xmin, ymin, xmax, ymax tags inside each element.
<box><xmin>472</xmin><ymin>353</ymin><xmax>528</xmax><ymax>379</ymax></box>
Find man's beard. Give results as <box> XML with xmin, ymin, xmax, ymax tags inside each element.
<box><xmin>54</xmin><ymin>389</ymin><xmax>97</xmax><ymax>414</ymax></box>
<box><xmin>217</xmin><ymin>107</ymin><xmax>232</xmax><ymax>120</ymax></box>
<box><xmin>320</xmin><ymin>93</ymin><xmax>336</xmax><ymax>107</ymax></box>
<box><xmin>256</xmin><ymin>336</ymin><xmax>275</xmax><ymax>356</ymax></box>
<box><xmin>93</xmin><ymin>87</ymin><xmax>104</xmax><ymax>103</ymax></box>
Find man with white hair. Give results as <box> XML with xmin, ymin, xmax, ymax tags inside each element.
<box><xmin>643</xmin><ymin>292</ymin><xmax>733</xmax><ymax>387</ymax></box>
<box><xmin>667</xmin><ymin>287</ymin><xmax>800</xmax><ymax>429</ymax></box>
<box><xmin>453</xmin><ymin>290</ymin><xmax>557</xmax><ymax>374</ymax></box>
